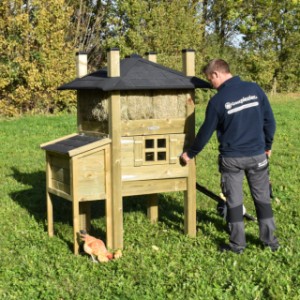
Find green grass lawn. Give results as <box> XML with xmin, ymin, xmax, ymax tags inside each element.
<box><xmin>0</xmin><ymin>95</ymin><xmax>299</xmax><ymax>299</ymax></box>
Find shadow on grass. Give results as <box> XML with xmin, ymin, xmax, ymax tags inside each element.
<box><xmin>10</xmin><ymin>167</ymin><xmax>106</xmax><ymax>251</ymax></box>
<box><xmin>10</xmin><ymin>167</ymin><xmax>47</xmax><ymax>223</ymax></box>
<box><xmin>159</xmin><ymin>193</ymin><xmax>261</xmax><ymax>248</ymax></box>
<box><xmin>10</xmin><ymin>167</ymin><xmax>260</xmax><ymax>250</ymax></box>
<box><xmin>197</xmin><ymin>209</ymin><xmax>261</xmax><ymax>247</ymax></box>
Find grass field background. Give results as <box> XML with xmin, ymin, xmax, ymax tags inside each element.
<box><xmin>0</xmin><ymin>94</ymin><xmax>299</xmax><ymax>299</ymax></box>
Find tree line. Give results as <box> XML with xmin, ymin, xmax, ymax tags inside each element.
<box><xmin>0</xmin><ymin>0</ymin><xmax>299</xmax><ymax>116</ymax></box>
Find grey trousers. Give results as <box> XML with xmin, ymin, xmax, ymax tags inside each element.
<box><xmin>219</xmin><ymin>153</ymin><xmax>279</xmax><ymax>250</ymax></box>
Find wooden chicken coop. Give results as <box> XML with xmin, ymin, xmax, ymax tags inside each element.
<box><xmin>41</xmin><ymin>48</ymin><xmax>210</xmax><ymax>254</ymax></box>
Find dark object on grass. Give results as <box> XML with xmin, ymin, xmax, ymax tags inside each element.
<box><xmin>196</xmin><ymin>182</ymin><xmax>256</xmax><ymax>222</ymax></box>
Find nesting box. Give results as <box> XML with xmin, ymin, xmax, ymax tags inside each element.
<box><xmin>42</xmin><ymin>49</ymin><xmax>210</xmax><ymax>253</ymax></box>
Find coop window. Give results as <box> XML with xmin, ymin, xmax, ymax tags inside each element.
<box><xmin>144</xmin><ymin>136</ymin><xmax>168</xmax><ymax>164</ymax></box>
<box><xmin>157</xmin><ymin>139</ymin><xmax>166</xmax><ymax>148</ymax></box>
<box><xmin>145</xmin><ymin>139</ymin><xmax>154</xmax><ymax>148</ymax></box>
<box><xmin>157</xmin><ymin>152</ymin><xmax>166</xmax><ymax>160</ymax></box>
<box><xmin>145</xmin><ymin>152</ymin><xmax>155</xmax><ymax>161</ymax></box>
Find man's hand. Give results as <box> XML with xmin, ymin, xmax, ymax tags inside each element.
<box><xmin>265</xmin><ymin>150</ymin><xmax>272</xmax><ymax>158</ymax></box>
<box><xmin>180</xmin><ymin>152</ymin><xmax>191</xmax><ymax>165</ymax></box>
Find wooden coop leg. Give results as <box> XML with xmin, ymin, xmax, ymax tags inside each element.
<box><xmin>104</xmin><ymin>145</ymin><xmax>113</xmax><ymax>250</ymax></box>
<box><xmin>105</xmin><ymin>196</ymin><xmax>113</xmax><ymax>250</ymax></box>
<box><xmin>184</xmin><ymin>160</ymin><xmax>197</xmax><ymax>237</ymax></box>
<box><xmin>79</xmin><ymin>202</ymin><xmax>91</xmax><ymax>232</ymax></box>
<box><xmin>71</xmin><ymin>158</ymin><xmax>80</xmax><ymax>255</ymax></box>
<box><xmin>111</xmin><ymin>194</ymin><xmax>123</xmax><ymax>250</ymax></box>
<box><xmin>109</xmin><ymin>91</ymin><xmax>123</xmax><ymax>250</ymax></box>
<box><xmin>72</xmin><ymin>198</ymin><xmax>80</xmax><ymax>255</ymax></box>
<box><xmin>46</xmin><ymin>191</ymin><xmax>54</xmax><ymax>237</ymax></box>
<box><xmin>147</xmin><ymin>194</ymin><xmax>158</xmax><ymax>224</ymax></box>
<box><xmin>46</xmin><ymin>153</ymin><xmax>54</xmax><ymax>237</ymax></box>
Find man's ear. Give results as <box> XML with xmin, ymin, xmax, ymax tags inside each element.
<box><xmin>212</xmin><ymin>71</ymin><xmax>219</xmax><ymax>78</ymax></box>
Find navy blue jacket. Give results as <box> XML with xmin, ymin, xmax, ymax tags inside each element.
<box><xmin>187</xmin><ymin>76</ymin><xmax>276</xmax><ymax>158</ymax></box>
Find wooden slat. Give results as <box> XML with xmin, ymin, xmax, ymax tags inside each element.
<box><xmin>134</xmin><ymin>136</ymin><xmax>143</xmax><ymax>166</ymax></box>
<box><xmin>121</xmin><ymin>137</ymin><xmax>134</xmax><ymax>167</ymax></box>
<box><xmin>51</xmin><ymin>179</ymin><xmax>71</xmax><ymax>195</ymax></box>
<box><xmin>169</xmin><ymin>135</ymin><xmax>178</xmax><ymax>164</ymax></box>
<box><xmin>122</xmin><ymin>118</ymin><xmax>185</xmax><ymax>136</ymax></box>
<box><xmin>122</xmin><ymin>164</ymin><xmax>188</xmax><ymax>182</ymax></box>
<box><xmin>122</xmin><ymin>178</ymin><xmax>187</xmax><ymax>196</ymax></box>
<box><xmin>51</xmin><ymin>166</ymin><xmax>70</xmax><ymax>184</ymax></box>
<box><xmin>169</xmin><ymin>134</ymin><xmax>185</xmax><ymax>164</ymax></box>
<box><xmin>79</xmin><ymin>193</ymin><xmax>107</xmax><ymax>202</ymax></box>
<box><xmin>48</xmin><ymin>187</ymin><xmax>72</xmax><ymax>201</ymax></box>
<box><xmin>76</xmin><ymin>150</ymin><xmax>106</xmax><ymax>200</ymax></box>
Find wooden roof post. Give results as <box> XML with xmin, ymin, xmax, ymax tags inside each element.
<box><xmin>182</xmin><ymin>49</ymin><xmax>195</xmax><ymax>76</ymax></box>
<box><xmin>145</xmin><ymin>51</ymin><xmax>157</xmax><ymax>63</ymax></box>
<box><xmin>76</xmin><ymin>52</ymin><xmax>88</xmax><ymax>135</ymax></box>
<box><xmin>76</xmin><ymin>52</ymin><xmax>88</xmax><ymax>78</ymax></box>
<box><xmin>182</xmin><ymin>49</ymin><xmax>197</xmax><ymax>238</ymax></box>
<box><xmin>107</xmin><ymin>48</ymin><xmax>120</xmax><ymax>77</ymax></box>
<box><xmin>76</xmin><ymin>52</ymin><xmax>90</xmax><ymax>252</ymax></box>
<box><xmin>145</xmin><ymin>52</ymin><xmax>159</xmax><ymax>224</ymax></box>
<box><xmin>107</xmin><ymin>48</ymin><xmax>123</xmax><ymax>250</ymax></box>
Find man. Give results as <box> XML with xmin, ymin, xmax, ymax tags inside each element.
<box><xmin>181</xmin><ymin>59</ymin><xmax>279</xmax><ymax>254</ymax></box>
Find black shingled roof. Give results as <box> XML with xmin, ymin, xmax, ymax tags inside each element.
<box><xmin>57</xmin><ymin>54</ymin><xmax>211</xmax><ymax>91</ymax></box>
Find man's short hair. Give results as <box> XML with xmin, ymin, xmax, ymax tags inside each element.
<box><xmin>202</xmin><ymin>59</ymin><xmax>230</xmax><ymax>76</ymax></box>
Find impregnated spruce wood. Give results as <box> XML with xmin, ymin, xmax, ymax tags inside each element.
<box><xmin>109</xmin><ymin>91</ymin><xmax>123</xmax><ymax>250</ymax></box>
<box><xmin>182</xmin><ymin>51</ymin><xmax>197</xmax><ymax>238</ymax></box>
<box><xmin>104</xmin><ymin>144</ymin><xmax>113</xmax><ymax>249</ymax></box>
<box><xmin>70</xmin><ymin>157</ymin><xmax>80</xmax><ymax>255</ymax></box>
<box><xmin>121</xmin><ymin>164</ymin><xmax>188</xmax><ymax>182</ymax></box>
<box><xmin>43</xmin><ymin>136</ymin><xmax>113</xmax><ymax>254</ymax></box>
<box><xmin>147</xmin><ymin>194</ymin><xmax>158</xmax><ymax>224</ymax></box>
<box><xmin>47</xmin><ymin>187</ymin><xmax>72</xmax><ymax>201</ymax></box>
<box><xmin>43</xmin><ymin>49</ymin><xmax>200</xmax><ymax>253</ymax></box>
<box><xmin>79</xmin><ymin>202</ymin><xmax>91</xmax><ymax>233</ymax></box>
<box><xmin>185</xmin><ymin>162</ymin><xmax>197</xmax><ymax>237</ymax></box>
<box><xmin>121</xmin><ymin>118</ymin><xmax>186</xmax><ymax>137</ymax></box>
<box><xmin>145</xmin><ymin>53</ymin><xmax>158</xmax><ymax>223</ymax></box>
<box><xmin>122</xmin><ymin>178</ymin><xmax>187</xmax><ymax>197</ymax></box>
<box><xmin>46</xmin><ymin>153</ymin><xmax>54</xmax><ymax>237</ymax></box>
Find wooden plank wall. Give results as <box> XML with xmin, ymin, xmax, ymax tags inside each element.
<box><xmin>76</xmin><ymin>149</ymin><xmax>106</xmax><ymax>201</ymax></box>
<box><xmin>48</xmin><ymin>153</ymin><xmax>71</xmax><ymax>196</ymax></box>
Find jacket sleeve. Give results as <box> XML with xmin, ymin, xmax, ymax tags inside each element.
<box><xmin>259</xmin><ymin>87</ymin><xmax>276</xmax><ymax>150</ymax></box>
<box><xmin>187</xmin><ymin>102</ymin><xmax>218</xmax><ymax>158</ymax></box>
